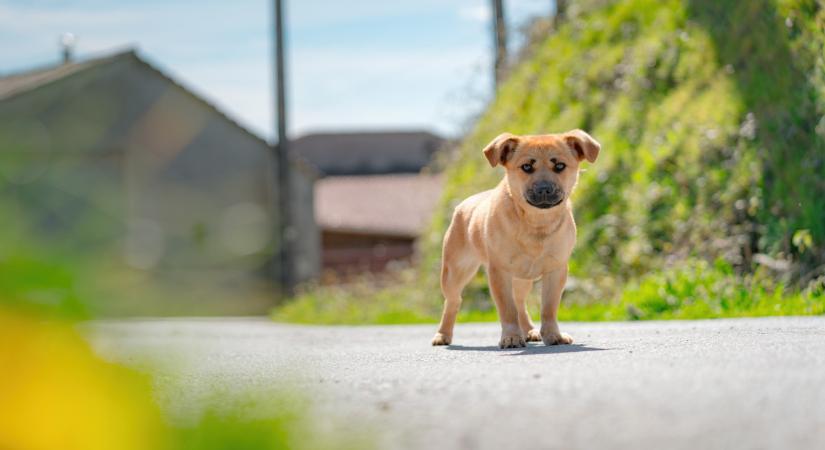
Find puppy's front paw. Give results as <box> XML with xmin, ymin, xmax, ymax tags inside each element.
<box><xmin>525</xmin><ymin>329</ymin><xmax>542</xmax><ymax>342</ymax></box>
<box><xmin>432</xmin><ymin>333</ymin><xmax>452</xmax><ymax>346</ymax></box>
<box><xmin>541</xmin><ymin>331</ymin><xmax>573</xmax><ymax>346</ymax></box>
<box><xmin>499</xmin><ymin>333</ymin><xmax>527</xmax><ymax>349</ymax></box>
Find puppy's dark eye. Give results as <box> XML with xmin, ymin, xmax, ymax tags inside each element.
<box><xmin>521</xmin><ymin>163</ymin><xmax>535</xmax><ymax>174</ymax></box>
<box><xmin>553</xmin><ymin>162</ymin><xmax>566</xmax><ymax>173</ymax></box>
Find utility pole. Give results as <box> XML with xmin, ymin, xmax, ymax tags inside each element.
<box><xmin>492</xmin><ymin>0</ymin><xmax>507</xmax><ymax>88</ymax></box>
<box><xmin>273</xmin><ymin>0</ymin><xmax>293</xmax><ymax>296</ymax></box>
<box><xmin>554</xmin><ymin>0</ymin><xmax>568</xmax><ymax>27</ymax></box>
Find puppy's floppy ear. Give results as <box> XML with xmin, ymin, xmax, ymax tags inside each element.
<box><xmin>564</xmin><ymin>129</ymin><xmax>601</xmax><ymax>163</ymax></box>
<box><xmin>482</xmin><ymin>133</ymin><xmax>520</xmax><ymax>167</ymax></box>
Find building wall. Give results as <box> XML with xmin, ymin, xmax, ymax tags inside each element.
<box><xmin>289</xmin><ymin>162</ymin><xmax>320</xmax><ymax>284</ymax></box>
<box><xmin>117</xmin><ymin>58</ymin><xmax>277</xmax><ymax>273</ymax></box>
<box><xmin>0</xmin><ymin>63</ymin><xmax>130</xmax><ymax>248</ymax></box>
<box><xmin>321</xmin><ymin>230</ymin><xmax>414</xmax><ymax>275</ymax></box>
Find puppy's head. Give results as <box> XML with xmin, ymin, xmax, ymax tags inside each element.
<box><xmin>482</xmin><ymin>130</ymin><xmax>600</xmax><ymax>210</ymax></box>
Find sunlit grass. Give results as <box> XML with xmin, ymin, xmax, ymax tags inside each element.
<box><xmin>274</xmin><ymin>260</ymin><xmax>825</xmax><ymax>324</ymax></box>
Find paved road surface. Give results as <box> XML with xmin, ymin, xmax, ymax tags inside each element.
<box><xmin>86</xmin><ymin>317</ymin><xmax>825</xmax><ymax>450</ymax></box>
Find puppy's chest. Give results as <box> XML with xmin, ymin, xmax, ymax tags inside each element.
<box><xmin>504</xmin><ymin>227</ymin><xmax>573</xmax><ymax>278</ymax></box>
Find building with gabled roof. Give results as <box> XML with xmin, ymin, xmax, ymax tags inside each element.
<box><xmin>0</xmin><ymin>49</ymin><xmax>320</xmax><ymax>311</ymax></box>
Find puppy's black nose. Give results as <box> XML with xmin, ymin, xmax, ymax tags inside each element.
<box><xmin>526</xmin><ymin>181</ymin><xmax>564</xmax><ymax>209</ymax></box>
<box><xmin>534</xmin><ymin>181</ymin><xmax>555</xmax><ymax>196</ymax></box>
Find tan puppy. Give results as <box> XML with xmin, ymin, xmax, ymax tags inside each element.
<box><xmin>432</xmin><ymin>130</ymin><xmax>600</xmax><ymax>348</ymax></box>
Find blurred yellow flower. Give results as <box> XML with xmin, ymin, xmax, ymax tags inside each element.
<box><xmin>0</xmin><ymin>310</ymin><xmax>166</xmax><ymax>450</ymax></box>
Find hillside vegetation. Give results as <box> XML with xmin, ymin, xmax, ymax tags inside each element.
<box><xmin>275</xmin><ymin>0</ymin><xmax>825</xmax><ymax>323</ymax></box>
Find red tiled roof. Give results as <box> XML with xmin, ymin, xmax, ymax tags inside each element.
<box><xmin>315</xmin><ymin>174</ymin><xmax>443</xmax><ymax>237</ymax></box>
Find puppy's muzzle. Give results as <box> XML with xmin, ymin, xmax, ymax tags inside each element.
<box><xmin>525</xmin><ymin>181</ymin><xmax>565</xmax><ymax>209</ymax></box>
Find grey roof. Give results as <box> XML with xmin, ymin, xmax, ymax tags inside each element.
<box><xmin>0</xmin><ymin>49</ymin><xmax>270</xmax><ymax>149</ymax></box>
<box><xmin>291</xmin><ymin>130</ymin><xmax>444</xmax><ymax>176</ymax></box>
<box><xmin>0</xmin><ymin>56</ymin><xmax>112</xmax><ymax>100</ymax></box>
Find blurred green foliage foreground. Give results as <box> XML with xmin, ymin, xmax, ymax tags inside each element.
<box><xmin>0</xmin><ymin>210</ymin><xmax>369</xmax><ymax>449</ymax></box>
<box><xmin>275</xmin><ymin>0</ymin><xmax>825</xmax><ymax>324</ymax></box>
<box><xmin>0</xmin><ymin>209</ymin><xmax>368</xmax><ymax>449</ymax></box>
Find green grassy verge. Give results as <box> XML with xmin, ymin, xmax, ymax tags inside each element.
<box><xmin>273</xmin><ymin>260</ymin><xmax>824</xmax><ymax>324</ymax></box>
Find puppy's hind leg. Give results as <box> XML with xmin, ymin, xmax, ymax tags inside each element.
<box><xmin>513</xmin><ymin>278</ymin><xmax>541</xmax><ymax>342</ymax></box>
<box><xmin>432</xmin><ymin>253</ymin><xmax>479</xmax><ymax>346</ymax></box>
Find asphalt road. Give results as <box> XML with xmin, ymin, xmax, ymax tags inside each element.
<box><xmin>86</xmin><ymin>317</ymin><xmax>825</xmax><ymax>450</ymax></box>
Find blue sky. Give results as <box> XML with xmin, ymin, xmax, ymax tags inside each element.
<box><xmin>0</xmin><ymin>0</ymin><xmax>552</xmax><ymax>139</ymax></box>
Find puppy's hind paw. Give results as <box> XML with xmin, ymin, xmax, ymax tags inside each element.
<box><xmin>525</xmin><ymin>329</ymin><xmax>542</xmax><ymax>342</ymax></box>
<box><xmin>499</xmin><ymin>334</ymin><xmax>527</xmax><ymax>349</ymax></box>
<box><xmin>432</xmin><ymin>333</ymin><xmax>452</xmax><ymax>346</ymax></box>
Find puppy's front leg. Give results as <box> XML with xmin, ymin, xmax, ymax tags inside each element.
<box><xmin>487</xmin><ymin>265</ymin><xmax>527</xmax><ymax>348</ymax></box>
<box><xmin>540</xmin><ymin>266</ymin><xmax>574</xmax><ymax>346</ymax></box>
<box><xmin>513</xmin><ymin>278</ymin><xmax>541</xmax><ymax>342</ymax></box>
